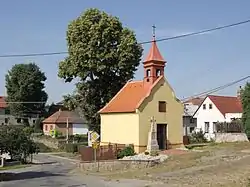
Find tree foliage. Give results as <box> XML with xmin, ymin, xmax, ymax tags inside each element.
<box><xmin>5</xmin><ymin>63</ymin><xmax>48</xmax><ymax>124</ymax></box>
<box><xmin>62</xmin><ymin>94</ymin><xmax>78</xmax><ymax>111</ymax></box>
<box><xmin>241</xmin><ymin>82</ymin><xmax>250</xmax><ymax>137</ymax></box>
<box><xmin>58</xmin><ymin>8</ymin><xmax>143</xmax><ymax>132</ymax></box>
<box><xmin>0</xmin><ymin>126</ymin><xmax>39</xmax><ymax>163</ymax></box>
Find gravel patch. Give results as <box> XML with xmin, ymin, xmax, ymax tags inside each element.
<box><xmin>120</xmin><ymin>154</ymin><xmax>169</xmax><ymax>162</ymax></box>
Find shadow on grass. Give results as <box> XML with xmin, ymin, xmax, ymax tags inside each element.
<box><xmin>0</xmin><ymin>171</ymin><xmax>63</xmax><ymax>181</ymax></box>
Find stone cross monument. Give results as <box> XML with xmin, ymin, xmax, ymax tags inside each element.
<box><xmin>146</xmin><ymin>116</ymin><xmax>159</xmax><ymax>152</ymax></box>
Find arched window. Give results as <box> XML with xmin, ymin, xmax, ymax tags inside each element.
<box><xmin>156</xmin><ymin>69</ymin><xmax>161</xmax><ymax>77</ymax></box>
<box><xmin>146</xmin><ymin>69</ymin><xmax>151</xmax><ymax>77</ymax></box>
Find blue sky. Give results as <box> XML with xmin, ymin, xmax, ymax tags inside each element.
<box><xmin>0</xmin><ymin>1</ymin><xmax>250</xmax><ymax>103</ymax></box>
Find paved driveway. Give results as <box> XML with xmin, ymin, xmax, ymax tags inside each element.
<box><xmin>0</xmin><ymin>154</ymin><xmax>162</xmax><ymax>187</ymax></box>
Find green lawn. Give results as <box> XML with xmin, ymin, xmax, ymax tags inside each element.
<box><xmin>0</xmin><ymin>164</ymin><xmax>30</xmax><ymax>171</ymax></box>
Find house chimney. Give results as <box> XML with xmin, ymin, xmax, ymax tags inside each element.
<box><xmin>237</xmin><ymin>86</ymin><xmax>243</xmax><ymax>99</ymax></box>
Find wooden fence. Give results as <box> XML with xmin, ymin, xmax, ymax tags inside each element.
<box><xmin>78</xmin><ymin>143</ymin><xmax>127</xmax><ymax>162</ymax></box>
<box><xmin>215</xmin><ymin>121</ymin><xmax>244</xmax><ymax>133</ymax></box>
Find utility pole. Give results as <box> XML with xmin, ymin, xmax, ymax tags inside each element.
<box><xmin>66</xmin><ymin>117</ymin><xmax>69</xmax><ymax>144</ymax></box>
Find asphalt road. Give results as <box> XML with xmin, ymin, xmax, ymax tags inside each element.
<box><xmin>0</xmin><ymin>154</ymin><xmax>160</xmax><ymax>187</ymax></box>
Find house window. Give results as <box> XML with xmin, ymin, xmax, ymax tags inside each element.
<box><xmin>204</xmin><ymin>122</ymin><xmax>209</xmax><ymax>133</ymax></box>
<box><xmin>209</xmin><ymin>104</ymin><xmax>212</xmax><ymax>109</ymax></box>
<box><xmin>45</xmin><ymin>125</ymin><xmax>48</xmax><ymax>131</ymax></box>
<box><xmin>156</xmin><ymin>69</ymin><xmax>161</xmax><ymax>77</ymax></box>
<box><xmin>213</xmin><ymin>122</ymin><xmax>217</xmax><ymax>133</ymax></box>
<box><xmin>158</xmin><ymin>101</ymin><xmax>166</xmax><ymax>112</ymax></box>
<box><xmin>4</xmin><ymin>118</ymin><xmax>8</xmax><ymax>124</ymax></box>
<box><xmin>146</xmin><ymin>69</ymin><xmax>151</xmax><ymax>77</ymax></box>
<box><xmin>190</xmin><ymin>118</ymin><xmax>195</xmax><ymax>123</ymax></box>
<box><xmin>203</xmin><ymin>104</ymin><xmax>206</xmax><ymax>110</ymax></box>
<box><xmin>4</xmin><ymin>109</ymin><xmax>10</xmax><ymax>115</ymax></box>
<box><xmin>50</xmin><ymin>125</ymin><xmax>53</xmax><ymax>130</ymax></box>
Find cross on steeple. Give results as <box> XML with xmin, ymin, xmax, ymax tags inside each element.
<box><xmin>143</xmin><ymin>25</ymin><xmax>166</xmax><ymax>86</ymax></box>
<box><xmin>152</xmin><ymin>25</ymin><xmax>156</xmax><ymax>41</ymax></box>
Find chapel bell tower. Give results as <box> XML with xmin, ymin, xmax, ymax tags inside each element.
<box><xmin>143</xmin><ymin>25</ymin><xmax>166</xmax><ymax>86</ymax></box>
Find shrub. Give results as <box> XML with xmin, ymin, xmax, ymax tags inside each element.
<box><xmin>36</xmin><ymin>143</ymin><xmax>54</xmax><ymax>153</ymax></box>
<box><xmin>64</xmin><ymin>142</ymin><xmax>88</xmax><ymax>153</ymax></box>
<box><xmin>65</xmin><ymin>143</ymin><xmax>78</xmax><ymax>153</ymax></box>
<box><xmin>73</xmin><ymin>134</ymin><xmax>88</xmax><ymax>143</ymax></box>
<box><xmin>189</xmin><ymin>130</ymin><xmax>207</xmax><ymax>144</ymax></box>
<box><xmin>117</xmin><ymin>145</ymin><xmax>135</xmax><ymax>159</ymax></box>
<box><xmin>23</xmin><ymin>126</ymin><xmax>34</xmax><ymax>136</ymax></box>
<box><xmin>54</xmin><ymin>130</ymin><xmax>62</xmax><ymax>138</ymax></box>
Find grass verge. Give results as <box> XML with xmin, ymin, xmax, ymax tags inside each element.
<box><xmin>0</xmin><ymin>164</ymin><xmax>30</xmax><ymax>171</ymax></box>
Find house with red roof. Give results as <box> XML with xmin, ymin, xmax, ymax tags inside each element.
<box><xmin>193</xmin><ymin>91</ymin><xmax>242</xmax><ymax>140</ymax></box>
<box><xmin>42</xmin><ymin>109</ymin><xmax>88</xmax><ymax>136</ymax></box>
<box><xmin>0</xmin><ymin>96</ymin><xmax>9</xmax><ymax>125</ymax></box>
<box><xmin>98</xmin><ymin>37</ymin><xmax>184</xmax><ymax>153</ymax></box>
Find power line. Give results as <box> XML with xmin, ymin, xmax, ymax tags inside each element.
<box><xmin>1</xmin><ymin>75</ymin><xmax>249</xmax><ymax>105</ymax></box>
<box><xmin>141</xmin><ymin>19</ymin><xmax>250</xmax><ymax>44</ymax></box>
<box><xmin>0</xmin><ymin>19</ymin><xmax>250</xmax><ymax>58</ymax></box>
<box><xmin>181</xmin><ymin>75</ymin><xmax>250</xmax><ymax>102</ymax></box>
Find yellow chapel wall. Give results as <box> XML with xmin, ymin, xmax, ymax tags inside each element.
<box><xmin>138</xmin><ymin>78</ymin><xmax>184</xmax><ymax>152</ymax></box>
<box><xmin>100</xmin><ymin>113</ymin><xmax>140</xmax><ymax>152</ymax></box>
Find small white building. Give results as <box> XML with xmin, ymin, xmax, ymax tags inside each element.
<box><xmin>193</xmin><ymin>94</ymin><xmax>242</xmax><ymax>140</ymax></box>
<box><xmin>183</xmin><ymin>97</ymin><xmax>203</xmax><ymax>135</ymax></box>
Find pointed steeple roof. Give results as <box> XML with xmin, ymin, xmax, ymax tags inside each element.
<box><xmin>144</xmin><ymin>40</ymin><xmax>165</xmax><ymax>62</ymax></box>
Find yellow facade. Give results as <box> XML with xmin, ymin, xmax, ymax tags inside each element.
<box><xmin>100</xmin><ymin>78</ymin><xmax>184</xmax><ymax>153</ymax></box>
<box><xmin>100</xmin><ymin>113</ymin><xmax>140</xmax><ymax>149</ymax></box>
<box><xmin>138</xmin><ymin>78</ymin><xmax>184</xmax><ymax>152</ymax></box>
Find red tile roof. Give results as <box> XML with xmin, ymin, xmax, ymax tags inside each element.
<box><xmin>208</xmin><ymin>95</ymin><xmax>242</xmax><ymax>116</ymax></box>
<box><xmin>144</xmin><ymin>41</ymin><xmax>165</xmax><ymax>62</ymax></box>
<box><xmin>99</xmin><ymin>77</ymin><xmax>164</xmax><ymax>113</ymax></box>
<box><xmin>99</xmin><ymin>40</ymin><xmax>167</xmax><ymax>114</ymax></box>
<box><xmin>0</xmin><ymin>96</ymin><xmax>7</xmax><ymax>108</ymax></box>
<box><xmin>184</xmin><ymin>97</ymin><xmax>204</xmax><ymax>106</ymax></box>
<box><xmin>42</xmin><ymin>110</ymin><xmax>84</xmax><ymax>124</ymax></box>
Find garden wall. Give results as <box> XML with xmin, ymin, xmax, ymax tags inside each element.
<box><xmin>215</xmin><ymin>133</ymin><xmax>249</xmax><ymax>143</ymax></box>
<box><xmin>78</xmin><ymin>159</ymin><xmax>159</xmax><ymax>172</ymax></box>
<box><xmin>32</xmin><ymin>136</ymin><xmax>65</xmax><ymax>149</ymax></box>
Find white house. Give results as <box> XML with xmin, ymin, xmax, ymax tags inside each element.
<box><xmin>193</xmin><ymin>95</ymin><xmax>242</xmax><ymax>140</ymax></box>
<box><xmin>183</xmin><ymin>97</ymin><xmax>203</xmax><ymax>135</ymax></box>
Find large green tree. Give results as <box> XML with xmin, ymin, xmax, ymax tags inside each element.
<box><xmin>0</xmin><ymin>126</ymin><xmax>39</xmax><ymax>162</ymax></box>
<box><xmin>5</xmin><ymin>63</ymin><xmax>48</xmax><ymax>125</ymax></box>
<box><xmin>58</xmin><ymin>8</ymin><xmax>143</xmax><ymax>132</ymax></box>
<box><xmin>241</xmin><ymin>82</ymin><xmax>250</xmax><ymax>137</ymax></box>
